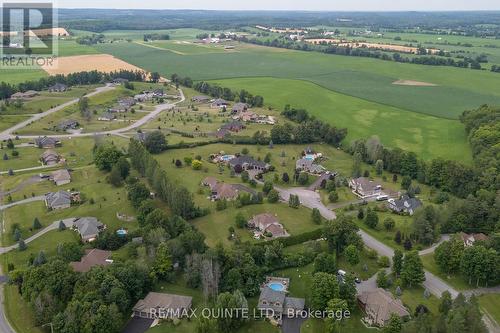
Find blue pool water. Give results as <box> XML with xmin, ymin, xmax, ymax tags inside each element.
<box><xmin>116</xmin><ymin>229</ymin><xmax>127</xmax><ymax>236</ymax></box>
<box><xmin>268</xmin><ymin>282</ymin><xmax>285</xmax><ymax>291</ymax></box>
<box><xmin>304</xmin><ymin>155</ymin><xmax>314</xmax><ymax>160</ymax></box>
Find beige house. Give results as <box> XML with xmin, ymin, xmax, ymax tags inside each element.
<box><xmin>70</xmin><ymin>249</ymin><xmax>112</xmax><ymax>273</ymax></box>
<box><xmin>357</xmin><ymin>288</ymin><xmax>410</xmax><ymax>327</ymax></box>
<box><xmin>349</xmin><ymin>177</ymin><xmax>383</xmax><ymax>198</ymax></box>
<box><xmin>40</xmin><ymin>150</ymin><xmax>61</xmax><ymax>166</ymax></box>
<box><xmin>459</xmin><ymin>232</ymin><xmax>489</xmax><ymax>247</ymax></box>
<box><xmin>51</xmin><ymin>169</ymin><xmax>71</xmax><ymax>186</ymax></box>
<box><xmin>248</xmin><ymin>213</ymin><xmax>287</xmax><ymax>238</ymax></box>
<box><xmin>133</xmin><ymin>292</ymin><xmax>193</xmax><ymax>319</ymax></box>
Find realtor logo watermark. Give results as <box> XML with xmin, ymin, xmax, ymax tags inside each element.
<box><xmin>1</xmin><ymin>1</ymin><xmax>57</xmax><ymax>68</ymax></box>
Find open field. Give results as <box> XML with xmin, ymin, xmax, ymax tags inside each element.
<box><xmin>211</xmin><ymin>77</ymin><xmax>471</xmax><ymax>162</ymax></box>
<box><xmin>41</xmin><ymin>54</ymin><xmax>146</xmax><ymax>75</ymax></box>
<box><xmin>57</xmin><ymin>39</ymin><xmax>100</xmax><ymax>57</ymax></box>
<box><xmin>0</xmin><ymin>115</ymin><xmax>31</xmax><ymax>132</ymax></box>
<box><xmin>478</xmin><ymin>294</ymin><xmax>500</xmax><ymax>325</ymax></box>
<box><xmin>0</xmin><ymin>68</ymin><xmax>47</xmax><ymax>84</ymax></box>
<box><xmin>95</xmin><ymin>40</ymin><xmax>500</xmax><ymax>119</ymax></box>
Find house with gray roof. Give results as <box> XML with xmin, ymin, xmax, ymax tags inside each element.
<box><xmin>48</xmin><ymin>83</ymin><xmax>68</xmax><ymax>92</ymax></box>
<box><xmin>35</xmin><ymin>136</ymin><xmax>61</xmax><ymax>149</ymax></box>
<box><xmin>357</xmin><ymin>288</ymin><xmax>410</xmax><ymax>327</ymax></box>
<box><xmin>388</xmin><ymin>195</ymin><xmax>422</xmax><ymax>215</ymax></box>
<box><xmin>40</xmin><ymin>149</ymin><xmax>61</xmax><ymax>166</ymax></box>
<box><xmin>50</xmin><ymin>169</ymin><xmax>71</xmax><ymax>186</ymax></box>
<box><xmin>191</xmin><ymin>95</ymin><xmax>211</xmax><ymax>103</ymax></box>
<box><xmin>349</xmin><ymin>177</ymin><xmax>383</xmax><ymax>198</ymax></box>
<box><xmin>231</xmin><ymin>102</ymin><xmax>248</xmax><ymax>113</ymax></box>
<box><xmin>73</xmin><ymin>217</ymin><xmax>105</xmax><ymax>242</ymax></box>
<box><xmin>98</xmin><ymin>112</ymin><xmax>116</xmax><ymax>121</ymax></box>
<box><xmin>257</xmin><ymin>285</ymin><xmax>305</xmax><ymax>324</ymax></box>
<box><xmin>296</xmin><ymin>158</ymin><xmax>326</xmax><ymax>174</ymax></box>
<box><xmin>210</xmin><ymin>98</ymin><xmax>229</xmax><ymax>108</ymax></box>
<box><xmin>56</xmin><ymin>119</ymin><xmax>79</xmax><ymax>132</ymax></box>
<box><xmin>229</xmin><ymin>155</ymin><xmax>269</xmax><ymax>172</ymax></box>
<box><xmin>45</xmin><ymin>190</ymin><xmax>72</xmax><ymax>210</ymax></box>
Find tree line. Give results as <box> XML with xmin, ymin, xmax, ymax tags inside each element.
<box><xmin>234</xmin><ymin>36</ymin><xmax>485</xmax><ymax>70</ymax></box>
<box><xmin>171</xmin><ymin>74</ymin><xmax>265</xmax><ymax>108</ymax></box>
<box><xmin>0</xmin><ymin>70</ymin><xmax>147</xmax><ymax>100</ymax></box>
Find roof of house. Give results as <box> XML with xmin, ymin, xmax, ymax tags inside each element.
<box><xmin>41</xmin><ymin>149</ymin><xmax>59</xmax><ymax>160</ymax></box>
<box><xmin>213</xmin><ymin>183</ymin><xmax>238</xmax><ymax>200</ymax></box>
<box><xmin>74</xmin><ymin>217</ymin><xmax>103</xmax><ymax>239</ymax></box>
<box><xmin>133</xmin><ymin>292</ymin><xmax>193</xmax><ymax>313</ymax></box>
<box><xmin>391</xmin><ymin>195</ymin><xmax>422</xmax><ymax>212</ymax></box>
<box><xmin>258</xmin><ymin>286</ymin><xmax>286</xmax><ymax>313</ymax></box>
<box><xmin>215</xmin><ymin>128</ymin><xmax>231</xmax><ymax>138</ymax></box>
<box><xmin>229</xmin><ymin>155</ymin><xmax>268</xmax><ymax>169</ymax></box>
<box><xmin>250</xmin><ymin>213</ymin><xmax>280</xmax><ymax>229</ymax></box>
<box><xmin>284</xmin><ymin>297</ymin><xmax>306</xmax><ymax>311</ymax></box>
<box><xmin>35</xmin><ymin>136</ymin><xmax>59</xmax><ymax>147</ymax></box>
<box><xmin>49</xmin><ymin>82</ymin><xmax>67</xmax><ymax>90</ymax></box>
<box><xmin>202</xmin><ymin>176</ymin><xmax>218</xmax><ymax>189</ymax></box>
<box><xmin>352</xmin><ymin>177</ymin><xmax>382</xmax><ymax>192</ymax></box>
<box><xmin>357</xmin><ymin>288</ymin><xmax>410</xmax><ymax>323</ymax></box>
<box><xmin>232</xmin><ymin>102</ymin><xmax>248</xmax><ymax>112</ymax></box>
<box><xmin>211</xmin><ymin>98</ymin><xmax>229</xmax><ymax>106</ymax></box>
<box><xmin>192</xmin><ymin>95</ymin><xmax>211</xmax><ymax>102</ymax></box>
<box><xmin>99</xmin><ymin>112</ymin><xmax>116</xmax><ymax>120</ymax></box>
<box><xmin>57</xmin><ymin>119</ymin><xmax>78</xmax><ymax>129</ymax></box>
<box><xmin>221</xmin><ymin>120</ymin><xmax>245</xmax><ymax>131</ymax></box>
<box><xmin>70</xmin><ymin>249</ymin><xmax>112</xmax><ymax>273</ymax></box>
<box><xmin>460</xmin><ymin>232</ymin><xmax>489</xmax><ymax>243</ymax></box>
<box><xmin>51</xmin><ymin>169</ymin><xmax>71</xmax><ymax>183</ymax></box>
<box><xmin>45</xmin><ymin>190</ymin><xmax>71</xmax><ymax>207</ymax></box>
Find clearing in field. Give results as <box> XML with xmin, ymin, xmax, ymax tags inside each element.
<box><xmin>41</xmin><ymin>54</ymin><xmax>145</xmax><ymax>75</ymax></box>
<box><xmin>393</xmin><ymin>80</ymin><xmax>437</xmax><ymax>87</ymax></box>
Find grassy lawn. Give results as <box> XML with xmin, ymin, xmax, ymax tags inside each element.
<box><xmin>0</xmin><ymin>115</ymin><xmax>30</xmax><ymax>132</ymax></box>
<box><xmin>393</xmin><ymin>285</ymin><xmax>440</xmax><ymax>315</ymax></box>
<box><xmin>1</xmin><ymin>166</ymin><xmax>137</xmax><ymax>246</ymax></box>
<box><xmin>0</xmin><ymin>136</ymin><xmax>129</xmax><ymax>172</ymax></box>
<box><xmin>192</xmin><ymin>203</ymin><xmax>320</xmax><ymax>247</ymax></box>
<box><xmin>420</xmin><ymin>254</ymin><xmax>472</xmax><ymax>291</ymax></box>
<box><xmin>3</xmin><ymin>285</ymin><xmax>44</xmax><ymax>333</ymax></box>
<box><xmin>301</xmin><ymin>311</ymin><xmax>374</xmax><ymax>333</ymax></box>
<box><xmin>478</xmin><ymin>294</ymin><xmax>500</xmax><ymax>325</ymax></box>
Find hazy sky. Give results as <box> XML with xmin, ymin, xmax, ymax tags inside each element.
<box><xmin>56</xmin><ymin>0</ymin><xmax>500</xmax><ymax>11</ymax></box>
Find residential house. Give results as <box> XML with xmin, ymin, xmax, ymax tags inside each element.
<box><xmin>459</xmin><ymin>232</ymin><xmax>489</xmax><ymax>247</ymax></box>
<box><xmin>112</xmin><ymin>78</ymin><xmax>129</xmax><ymax>85</ymax></box>
<box><xmin>48</xmin><ymin>83</ymin><xmax>68</xmax><ymax>92</ymax></box>
<box><xmin>295</xmin><ymin>158</ymin><xmax>326</xmax><ymax>174</ymax></box>
<box><xmin>35</xmin><ymin>136</ymin><xmax>61</xmax><ymax>149</ymax></box>
<box><xmin>153</xmin><ymin>89</ymin><xmax>165</xmax><ymax>97</ymax></box>
<box><xmin>248</xmin><ymin>213</ymin><xmax>287</xmax><ymax>238</ymax></box>
<box><xmin>133</xmin><ymin>292</ymin><xmax>193</xmax><ymax>319</ymax></box>
<box><xmin>73</xmin><ymin>217</ymin><xmax>105</xmax><ymax>242</ymax></box>
<box><xmin>45</xmin><ymin>190</ymin><xmax>72</xmax><ymax>210</ymax></box>
<box><xmin>258</xmin><ymin>285</ymin><xmax>305</xmax><ymax>323</ymax></box>
<box><xmin>40</xmin><ymin>150</ymin><xmax>61</xmax><ymax>166</ymax></box>
<box><xmin>98</xmin><ymin>112</ymin><xmax>116</xmax><ymax>121</ymax></box>
<box><xmin>232</xmin><ymin>102</ymin><xmax>248</xmax><ymax>114</ymax></box>
<box><xmin>229</xmin><ymin>155</ymin><xmax>269</xmax><ymax>172</ymax></box>
<box><xmin>211</xmin><ymin>183</ymin><xmax>239</xmax><ymax>201</ymax></box>
<box><xmin>388</xmin><ymin>195</ymin><xmax>422</xmax><ymax>215</ymax></box>
<box><xmin>50</xmin><ymin>169</ymin><xmax>71</xmax><ymax>186</ymax></box>
<box><xmin>10</xmin><ymin>90</ymin><xmax>39</xmax><ymax>100</ymax></box>
<box><xmin>70</xmin><ymin>249</ymin><xmax>112</xmax><ymax>273</ymax></box>
<box><xmin>201</xmin><ymin>176</ymin><xmax>218</xmax><ymax>190</ymax></box>
<box><xmin>191</xmin><ymin>95</ymin><xmax>211</xmax><ymax>103</ymax></box>
<box><xmin>56</xmin><ymin>119</ymin><xmax>79</xmax><ymax>132</ymax></box>
<box><xmin>357</xmin><ymin>288</ymin><xmax>410</xmax><ymax>327</ymax></box>
<box><xmin>221</xmin><ymin>121</ymin><xmax>245</xmax><ymax>132</ymax></box>
<box><xmin>349</xmin><ymin>177</ymin><xmax>383</xmax><ymax>198</ymax></box>
<box><xmin>210</xmin><ymin>98</ymin><xmax>229</xmax><ymax>108</ymax></box>
<box><xmin>215</xmin><ymin>128</ymin><xmax>231</xmax><ymax>139</ymax></box>
<box><xmin>118</xmin><ymin>97</ymin><xmax>136</xmax><ymax>109</ymax></box>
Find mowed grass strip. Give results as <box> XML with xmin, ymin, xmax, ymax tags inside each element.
<box><xmin>211</xmin><ymin>77</ymin><xmax>471</xmax><ymax>162</ymax></box>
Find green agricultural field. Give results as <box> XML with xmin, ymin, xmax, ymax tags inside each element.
<box><xmin>0</xmin><ymin>67</ymin><xmax>47</xmax><ymax>84</ymax></box>
<box><xmin>0</xmin><ymin>115</ymin><xmax>30</xmax><ymax>131</ymax></box>
<box><xmin>212</xmin><ymin>77</ymin><xmax>472</xmax><ymax>162</ymax></box>
<box><xmin>57</xmin><ymin>39</ymin><xmax>100</xmax><ymax>57</ymax></box>
<box><xmin>95</xmin><ymin>40</ymin><xmax>500</xmax><ymax>119</ymax></box>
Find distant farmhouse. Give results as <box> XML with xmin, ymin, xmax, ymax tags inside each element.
<box><xmin>70</xmin><ymin>249</ymin><xmax>112</xmax><ymax>273</ymax></box>
<box><xmin>48</xmin><ymin>83</ymin><xmax>68</xmax><ymax>92</ymax></box>
<box><xmin>388</xmin><ymin>195</ymin><xmax>422</xmax><ymax>215</ymax></box>
<box><xmin>73</xmin><ymin>217</ymin><xmax>105</xmax><ymax>242</ymax></box>
<box><xmin>10</xmin><ymin>90</ymin><xmax>39</xmax><ymax>100</ymax></box>
<box><xmin>35</xmin><ymin>136</ymin><xmax>61</xmax><ymax>149</ymax></box>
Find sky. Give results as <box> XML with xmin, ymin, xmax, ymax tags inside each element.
<box><xmin>55</xmin><ymin>0</ymin><xmax>500</xmax><ymax>11</ymax></box>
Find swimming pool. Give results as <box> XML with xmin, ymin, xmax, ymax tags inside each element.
<box><xmin>268</xmin><ymin>282</ymin><xmax>285</xmax><ymax>292</ymax></box>
<box><xmin>304</xmin><ymin>154</ymin><xmax>315</xmax><ymax>160</ymax></box>
<box><xmin>116</xmin><ymin>229</ymin><xmax>128</xmax><ymax>236</ymax></box>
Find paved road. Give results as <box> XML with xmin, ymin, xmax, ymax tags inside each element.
<box><xmin>0</xmin><ymin>85</ymin><xmax>115</xmax><ymax>141</ymax></box>
<box><xmin>0</xmin><ymin>165</ymin><xmax>54</xmax><ymax>175</ymax></box>
<box><xmin>0</xmin><ymin>196</ymin><xmax>45</xmax><ymax>211</ymax></box>
<box><xmin>0</xmin><ymin>218</ymin><xmax>75</xmax><ymax>254</ymax></box>
<box><xmin>419</xmin><ymin>235</ymin><xmax>450</xmax><ymax>256</ymax></box>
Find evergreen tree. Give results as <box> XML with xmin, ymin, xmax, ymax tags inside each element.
<box><xmin>401</xmin><ymin>251</ymin><xmax>425</xmax><ymax>287</ymax></box>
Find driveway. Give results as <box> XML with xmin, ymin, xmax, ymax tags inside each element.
<box><xmin>121</xmin><ymin>317</ymin><xmax>154</xmax><ymax>333</ymax></box>
<box><xmin>282</xmin><ymin>316</ymin><xmax>307</xmax><ymax>333</ymax></box>
<box><xmin>0</xmin><ymin>196</ymin><xmax>45</xmax><ymax>211</ymax></box>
